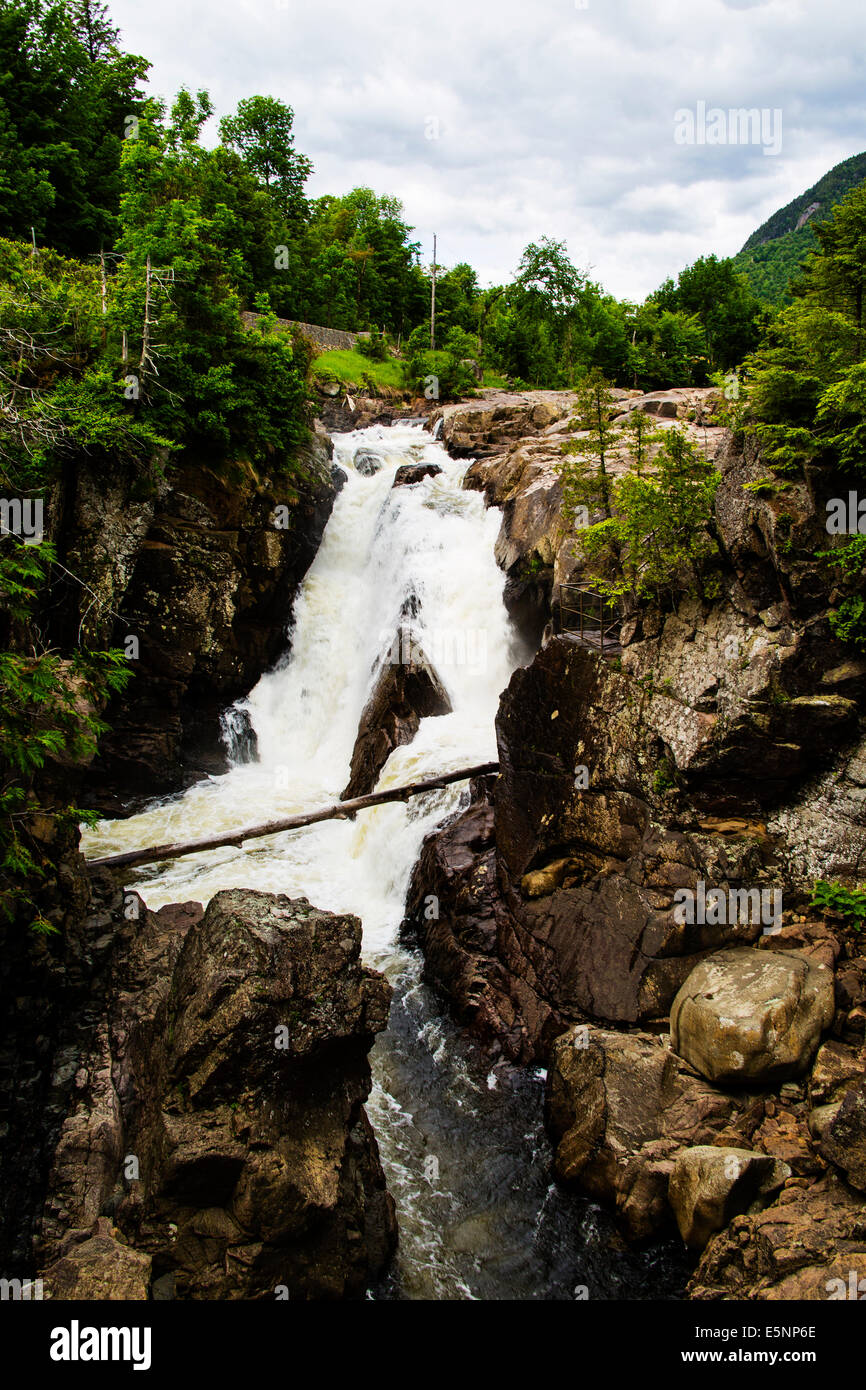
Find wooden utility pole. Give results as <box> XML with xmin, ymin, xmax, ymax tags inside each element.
<box><xmin>140</xmin><ymin>253</ymin><xmax>152</xmax><ymax>372</ymax></box>
<box><xmin>99</xmin><ymin>251</ymin><xmax>108</xmax><ymax>348</ymax></box>
<box><xmin>86</xmin><ymin>762</ymin><xmax>499</xmax><ymax>873</ymax></box>
<box><xmin>430</xmin><ymin>234</ymin><xmax>437</xmax><ymax>351</ymax></box>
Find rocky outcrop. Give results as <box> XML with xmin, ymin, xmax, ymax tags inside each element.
<box><xmin>316</xmin><ymin>396</ymin><xmax>430</xmax><ymax>433</ymax></box>
<box><xmin>452</xmin><ymin>387</ymin><xmax>724</xmax><ymax>646</ymax></box>
<box><xmin>36</xmin><ymin>887</ymin><xmax>396</xmax><ymax>1299</ymax></box>
<box><xmin>689</xmin><ymin>1174</ymin><xmax>866</xmax><ymax>1299</ymax></box>
<box><xmin>821</xmin><ymin>1078</ymin><xmax>866</xmax><ymax>1192</ymax></box>
<box><xmin>342</xmin><ymin>635</ymin><xmax>451</xmax><ymax>799</ymax></box>
<box><xmin>545</xmin><ymin>1004</ymin><xmax>864</xmax><ymax>1271</ymax></box>
<box><xmin>407</xmin><ymin>391</ymin><xmax>866</xmax><ymax>1062</ymax></box>
<box><xmin>670</xmin><ymin>949</ymin><xmax>835</xmax><ymax>1085</ymax></box>
<box><xmin>44</xmin><ymin>428</ymin><xmax>337</xmax><ymax>810</ymax></box>
<box><xmin>409</xmin><ymin>384</ymin><xmax>866</xmax><ymax>1292</ymax></box>
<box><xmin>544</xmin><ymin>1024</ymin><xmax>774</xmax><ymax>1242</ymax></box>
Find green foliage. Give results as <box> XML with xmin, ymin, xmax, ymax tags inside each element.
<box><xmin>809</xmin><ymin>878</ymin><xmax>866</xmax><ymax>931</ymax></box>
<box><xmin>0</xmin><ymin>0</ymin><xmax>149</xmax><ymax>256</ymax></box>
<box><xmin>649</xmin><ymin>255</ymin><xmax>762</xmax><ymax>372</ymax></box>
<box><xmin>652</xmin><ymin>758</ymin><xmax>679</xmax><ymax>795</ymax></box>
<box><xmin>557</xmin><ymin>369</ymin><xmax>619</xmax><ymax>519</ymax></box>
<box><xmin>0</xmin><ymin>537</ymin><xmax>131</xmax><ymax>933</ymax></box>
<box><xmin>403</xmin><ymin>324</ymin><xmax>478</xmax><ymax>401</ymax></box>
<box><xmin>218</xmin><ymin>95</ymin><xmax>312</xmax><ymax>223</ymax></box>
<box><xmin>0</xmin><ymin>237</ymin><xmax>172</xmax><ymax>482</ymax></box>
<box><xmin>734</xmin><ymin>150</ymin><xmax>866</xmax><ymax>305</ymax></box>
<box><xmin>578</xmin><ymin>426</ymin><xmax>721</xmax><ymax>605</ymax></box>
<box><xmin>743</xmin><ymin>185</ymin><xmax>866</xmax><ymax>480</ymax></box>
<box><xmin>311</xmin><ymin>347</ymin><xmax>407</xmax><ymax>392</ymax></box>
<box><xmin>357</xmin><ymin>330</ymin><xmax>389</xmax><ymax>361</ymax></box>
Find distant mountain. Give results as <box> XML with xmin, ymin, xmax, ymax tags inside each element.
<box><xmin>733</xmin><ymin>151</ymin><xmax>866</xmax><ymax>304</ymax></box>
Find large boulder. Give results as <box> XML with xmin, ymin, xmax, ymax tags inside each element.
<box><xmin>342</xmin><ymin>633</ymin><xmax>451</xmax><ymax>799</ymax></box>
<box><xmin>670</xmin><ymin>949</ymin><xmax>834</xmax><ymax>1085</ymax></box>
<box><xmin>544</xmin><ymin>1025</ymin><xmax>759</xmax><ymax>1240</ymax></box>
<box><xmin>38</xmin><ymin>889</ymin><xmax>396</xmax><ymax>1300</ymax></box>
<box><xmin>668</xmin><ymin>1146</ymin><xmax>789</xmax><ymax>1250</ymax></box>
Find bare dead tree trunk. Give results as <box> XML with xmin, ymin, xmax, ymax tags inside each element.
<box><xmin>86</xmin><ymin>763</ymin><xmax>499</xmax><ymax>872</ymax></box>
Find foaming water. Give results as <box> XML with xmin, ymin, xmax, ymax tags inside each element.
<box><xmin>83</xmin><ymin>422</ymin><xmax>687</xmax><ymax>1300</ymax></box>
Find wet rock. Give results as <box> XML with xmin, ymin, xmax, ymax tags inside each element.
<box><xmin>63</xmin><ymin>426</ymin><xmax>337</xmax><ymax>809</ymax></box>
<box><xmin>670</xmin><ymin>949</ymin><xmax>835</xmax><ymax>1085</ymax></box>
<box><xmin>668</xmin><ymin>1146</ymin><xmax>790</xmax><ymax>1250</ymax></box>
<box><xmin>544</xmin><ymin>1024</ymin><xmax>758</xmax><ymax>1239</ymax></box>
<box><xmin>342</xmin><ymin>635</ymin><xmax>451</xmax><ymax>799</ymax></box>
<box><xmin>392</xmin><ymin>463</ymin><xmax>442</xmax><ymax>487</ymax></box>
<box><xmin>353</xmin><ymin>449</ymin><xmax>383</xmax><ymax>476</ymax></box>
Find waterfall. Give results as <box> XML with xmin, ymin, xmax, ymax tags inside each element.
<box><xmin>82</xmin><ymin>422</ymin><xmax>686</xmax><ymax>1300</ymax></box>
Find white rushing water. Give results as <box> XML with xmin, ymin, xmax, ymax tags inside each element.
<box><xmin>83</xmin><ymin>422</ymin><xmax>519</xmax><ymax>968</ymax></box>
<box><xmin>83</xmin><ymin>421</ymin><xmax>687</xmax><ymax>1301</ymax></box>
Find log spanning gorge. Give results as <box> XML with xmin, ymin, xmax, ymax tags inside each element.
<box><xmin>82</xmin><ymin>422</ymin><xmax>687</xmax><ymax>1300</ymax></box>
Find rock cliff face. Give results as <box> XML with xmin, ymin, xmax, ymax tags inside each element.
<box><xmin>404</xmin><ymin>387</ymin><xmax>866</xmax><ymax>1295</ymax></box>
<box><xmin>0</xmin><ymin>418</ymin><xmax>387</xmax><ymax>1293</ymax></box>
<box><xmin>44</xmin><ymin>427</ymin><xmax>337</xmax><ymax>811</ymax></box>
<box><xmin>407</xmin><ymin>393</ymin><xmax>866</xmax><ymax>1058</ymax></box>
<box><xmin>443</xmin><ymin>388</ymin><xmax>724</xmax><ymax>647</ymax></box>
<box><xmin>36</xmin><ymin>886</ymin><xmax>395</xmax><ymax>1299</ymax></box>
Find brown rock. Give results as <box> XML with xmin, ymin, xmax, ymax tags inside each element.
<box><xmin>42</xmin><ymin>1219</ymin><xmax>151</xmax><ymax>1300</ymax></box>
<box><xmin>342</xmin><ymin>634</ymin><xmax>451</xmax><ymax>799</ymax></box>
<box><xmin>822</xmin><ymin>1077</ymin><xmax>866</xmax><ymax>1191</ymax></box>
<box><xmin>670</xmin><ymin>949</ymin><xmax>834</xmax><ymax>1085</ymax></box>
<box><xmin>668</xmin><ymin>1147</ymin><xmax>790</xmax><ymax>1250</ymax></box>
<box><xmin>689</xmin><ymin>1174</ymin><xmax>866</xmax><ymax>1299</ymax></box>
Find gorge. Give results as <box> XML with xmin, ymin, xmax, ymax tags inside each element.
<box><xmin>7</xmin><ymin>387</ymin><xmax>862</xmax><ymax>1303</ymax></box>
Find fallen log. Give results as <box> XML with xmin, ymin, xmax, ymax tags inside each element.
<box><xmin>86</xmin><ymin>762</ymin><xmax>499</xmax><ymax>873</ymax></box>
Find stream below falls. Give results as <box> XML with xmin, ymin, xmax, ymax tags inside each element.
<box><xmin>83</xmin><ymin>422</ymin><xmax>689</xmax><ymax>1300</ymax></box>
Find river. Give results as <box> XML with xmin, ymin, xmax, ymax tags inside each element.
<box><xmin>82</xmin><ymin>421</ymin><xmax>687</xmax><ymax>1300</ymax></box>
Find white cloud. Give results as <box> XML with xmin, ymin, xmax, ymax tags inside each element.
<box><xmin>109</xmin><ymin>0</ymin><xmax>866</xmax><ymax>301</ymax></box>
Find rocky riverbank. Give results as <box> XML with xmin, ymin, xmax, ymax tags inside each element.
<box><xmin>0</xmin><ymin>420</ymin><xmax>397</xmax><ymax>1296</ymax></box>
<box><xmin>44</xmin><ymin>425</ymin><xmax>337</xmax><ymax>812</ymax></box>
<box><xmin>34</xmin><ymin>885</ymin><xmax>395</xmax><ymax>1299</ymax></box>
<box><xmin>405</xmin><ymin>386</ymin><xmax>866</xmax><ymax>1297</ymax></box>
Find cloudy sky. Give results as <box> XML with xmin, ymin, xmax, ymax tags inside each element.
<box><xmin>110</xmin><ymin>0</ymin><xmax>865</xmax><ymax>302</ymax></box>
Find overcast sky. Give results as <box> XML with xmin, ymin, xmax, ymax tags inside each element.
<box><xmin>109</xmin><ymin>0</ymin><xmax>865</xmax><ymax>302</ymax></box>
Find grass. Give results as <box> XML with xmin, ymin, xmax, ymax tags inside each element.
<box><xmin>311</xmin><ymin>348</ymin><xmax>408</xmax><ymax>392</ymax></box>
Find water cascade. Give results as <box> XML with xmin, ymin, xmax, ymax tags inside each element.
<box><xmin>84</xmin><ymin>422</ymin><xmax>686</xmax><ymax>1300</ymax></box>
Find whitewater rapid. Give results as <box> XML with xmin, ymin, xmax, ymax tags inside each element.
<box><xmin>83</xmin><ymin>423</ymin><xmax>519</xmax><ymax>967</ymax></box>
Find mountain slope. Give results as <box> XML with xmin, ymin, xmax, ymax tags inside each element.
<box><xmin>733</xmin><ymin>150</ymin><xmax>866</xmax><ymax>304</ymax></box>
